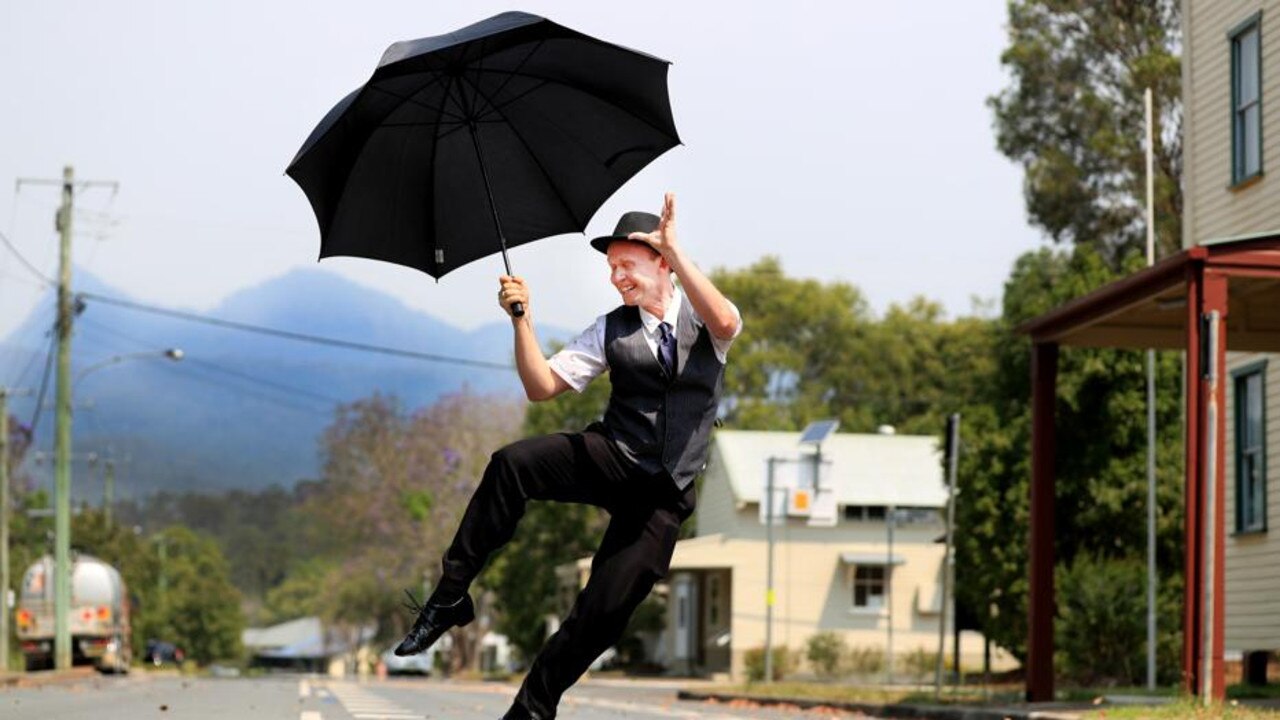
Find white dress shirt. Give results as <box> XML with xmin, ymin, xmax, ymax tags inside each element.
<box><xmin>548</xmin><ymin>286</ymin><xmax>742</xmax><ymax>393</ymax></box>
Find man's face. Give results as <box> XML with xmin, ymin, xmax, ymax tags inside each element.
<box><xmin>606</xmin><ymin>241</ymin><xmax>668</xmax><ymax>307</ymax></box>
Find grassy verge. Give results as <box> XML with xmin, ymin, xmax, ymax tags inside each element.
<box><xmin>1084</xmin><ymin>699</ymin><xmax>1280</xmax><ymax>718</ymax></box>
<box><xmin>695</xmin><ymin>681</ymin><xmax>1021</xmax><ymax>706</ymax></box>
<box><xmin>693</xmin><ymin>681</ymin><xmax>1280</xmax><ymax>717</ymax></box>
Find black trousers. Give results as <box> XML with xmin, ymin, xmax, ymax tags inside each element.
<box><xmin>437</xmin><ymin>425</ymin><xmax>695</xmax><ymax>719</ymax></box>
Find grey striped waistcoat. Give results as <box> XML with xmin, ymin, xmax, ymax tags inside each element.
<box><xmin>602</xmin><ymin>299</ymin><xmax>725</xmax><ymax>491</ymax></box>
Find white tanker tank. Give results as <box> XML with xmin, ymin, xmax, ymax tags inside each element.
<box><xmin>15</xmin><ymin>553</ymin><xmax>132</xmax><ymax>673</ymax></box>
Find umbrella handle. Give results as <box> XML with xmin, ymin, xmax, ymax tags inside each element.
<box><xmin>511</xmin><ymin>301</ymin><xmax>525</xmax><ymax>318</ymax></box>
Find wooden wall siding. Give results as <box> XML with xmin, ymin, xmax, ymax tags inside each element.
<box><xmin>694</xmin><ymin>445</ymin><xmax>740</xmax><ymax>537</ymax></box>
<box><xmin>1223</xmin><ymin>352</ymin><xmax>1280</xmax><ymax>650</ymax></box>
<box><xmin>1185</xmin><ymin>1</ymin><xmax>1280</xmax><ymax>247</ymax></box>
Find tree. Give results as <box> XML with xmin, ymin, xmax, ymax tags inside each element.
<box><xmin>273</xmin><ymin>390</ymin><xmax>521</xmax><ymax>666</ymax></box>
<box><xmin>952</xmin><ymin>245</ymin><xmax>1185</xmax><ymax>681</ymax></box>
<box><xmin>990</xmin><ymin>0</ymin><xmax>1182</xmax><ymax>265</ymax></box>
<box><xmin>709</xmin><ymin>257</ymin><xmax>996</xmax><ymax>434</ymax></box>
<box><xmin>73</xmin><ymin>511</ymin><xmax>244</xmax><ymax>664</ymax></box>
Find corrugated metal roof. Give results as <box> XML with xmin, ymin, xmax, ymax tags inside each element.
<box><xmin>711</xmin><ymin>430</ymin><xmax>946</xmax><ymax>508</ymax></box>
<box><xmin>242</xmin><ymin>617</ymin><xmax>322</xmax><ymax>651</ymax></box>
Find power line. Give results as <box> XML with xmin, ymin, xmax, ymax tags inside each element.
<box><xmin>182</xmin><ymin>356</ymin><xmax>345</xmax><ymax>407</ymax></box>
<box><xmin>74</xmin><ymin>319</ymin><xmax>339</xmax><ymax>414</ymax></box>
<box><xmin>0</xmin><ymin>227</ymin><xmax>54</xmax><ymax>287</ymax></box>
<box><xmin>77</xmin><ymin>291</ymin><xmax>514</xmax><ymax>371</ymax></box>
<box><xmin>28</xmin><ymin>332</ymin><xmax>57</xmax><ymax>432</ymax></box>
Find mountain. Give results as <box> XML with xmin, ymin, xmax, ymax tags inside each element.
<box><xmin>0</xmin><ymin>268</ymin><xmax>571</xmax><ymax>499</ymax></box>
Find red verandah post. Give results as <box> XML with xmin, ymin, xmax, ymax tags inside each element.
<box><xmin>1027</xmin><ymin>341</ymin><xmax>1058</xmax><ymax>702</ymax></box>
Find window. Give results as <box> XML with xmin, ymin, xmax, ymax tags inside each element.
<box><xmin>1235</xmin><ymin>363</ymin><xmax>1267</xmax><ymax>533</ymax></box>
<box><xmin>843</xmin><ymin>505</ymin><xmax>887</xmax><ymax>522</ymax></box>
<box><xmin>853</xmin><ymin>565</ymin><xmax>886</xmax><ymax>609</ymax></box>
<box><xmin>1231</xmin><ymin>14</ymin><xmax>1263</xmax><ymax>185</ymax></box>
<box><xmin>708</xmin><ymin>575</ymin><xmax>721</xmax><ymax>626</ymax></box>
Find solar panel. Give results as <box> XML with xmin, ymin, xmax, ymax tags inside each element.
<box><xmin>798</xmin><ymin>419</ymin><xmax>840</xmax><ymax>445</ymax></box>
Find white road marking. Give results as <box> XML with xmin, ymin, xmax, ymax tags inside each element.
<box><xmin>321</xmin><ymin>682</ymin><xmax>424</xmax><ymax>720</ymax></box>
<box><xmin>299</xmin><ymin>679</ymin><xmax>312</xmax><ymax>699</ymax></box>
<box><xmin>300</xmin><ymin>712</ymin><xmax>323</xmax><ymax>720</ymax></box>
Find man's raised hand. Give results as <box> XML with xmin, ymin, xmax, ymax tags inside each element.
<box><xmin>628</xmin><ymin>192</ymin><xmax>678</xmax><ymax>259</ymax></box>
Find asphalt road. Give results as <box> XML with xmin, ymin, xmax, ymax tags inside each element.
<box><xmin>0</xmin><ymin>672</ymin><xmax>878</xmax><ymax>719</ymax></box>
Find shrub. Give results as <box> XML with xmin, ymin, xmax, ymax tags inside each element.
<box><xmin>805</xmin><ymin>632</ymin><xmax>847</xmax><ymax>678</ymax></box>
<box><xmin>846</xmin><ymin>645</ymin><xmax>885</xmax><ymax>675</ymax></box>
<box><xmin>898</xmin><ymin>647</ymin><xmax>938</xmax><ymax>682</ymax></box>
<box><xmin>744</xmin><ymin>645</ymin><xmax>796</xmax><ymax>682</ymax></box>
<box><xmin>1056</xmin><ymin>554</ymin><xmax>1182</xmax><ymax>685</ymax></box>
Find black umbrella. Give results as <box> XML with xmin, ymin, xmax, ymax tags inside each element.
<box><xmin>286</xmin><ymin>11</ymin><xmax>681</xmax><ymax>316</ymax></box>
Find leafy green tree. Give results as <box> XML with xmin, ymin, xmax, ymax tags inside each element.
<box><xmin>709</xmin><ymin>257</ymin><xmax>995</xmax><ymax>434</ymax></box>
<box><xmin>149</xmin><ymin>525</ymin><xmax>244</xmax><ymax>663</ymax></box>
<box><xmin>73</xmin><ymin>511</ymin><xmax>244</xmax><ymax>664</ymax></box>
<box><xmin>953</xmin><ymin>245</ymin><xmax>1185</xmax><ymax>681</ymax></box>
<box><xmin>709</xmin><ymin>257</ymin><xmax>876</xmax><ymax>431</ymax></box>
<box><xmin>260</xmin><ymin>558</ymin><xmax>330</xmax><ymax>625</ymax></box>
<box><xmin>990</xmin><ymin>0</ymin><xmax>1182</xmax><ymax>264</ymax></box>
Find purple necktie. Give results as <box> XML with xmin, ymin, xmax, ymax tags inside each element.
<box><xmin>658</xmin><ymin>321</ymin><xmax>676</xmax><ymax>377</ymax></box>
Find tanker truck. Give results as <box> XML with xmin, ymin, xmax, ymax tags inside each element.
<box><xmin>15</xmin><ymin>553</ymin><xmax>132</xmax><ymax>673</ymax></box>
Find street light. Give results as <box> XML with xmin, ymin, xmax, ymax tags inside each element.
<box><xmin>73</xmin><ymin>348</ymin><xmax>184</xmax><ymax>391</ymax></box>
<box><xmin>50</xmin><ymin>346</ymin><xmax>183</xmax><ymax>670</ymax></box>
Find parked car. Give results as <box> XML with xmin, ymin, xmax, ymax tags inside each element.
<box><xmin>144</xmin><ymin>639</ymin><xmax>185</xmax><ymax>667</ymax></box>
<box><xmin>381</xmin><ymin>646</ymin><xmax>432</xmax><ymax>675</ymax></box>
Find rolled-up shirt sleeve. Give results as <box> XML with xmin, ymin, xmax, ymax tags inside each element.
<box><xmin>705</xmin><ymin>300</ymin><xmax>743</xmax><ymax>363</ymax></box>
<box><xmin>547</xmin><ymin>316</ymin><xmax>608</xmax><ymax>393</ymax></box>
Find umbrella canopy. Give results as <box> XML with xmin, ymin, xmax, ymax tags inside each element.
<box><xmin>286</xmin><ymin>11</ymin><xmax>681</xmax><ymax>280</ymax></box>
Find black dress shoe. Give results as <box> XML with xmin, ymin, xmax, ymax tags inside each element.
<box><xmin>394</xmin><ymin>591</ymin><xmax>475</xmax><ymax>656</ymax></box>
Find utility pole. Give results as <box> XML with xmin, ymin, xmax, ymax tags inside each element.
<box><xmin>763</xmin><ymin>456</ymin><xmax>777</xmax><ymax>684</ymax></box>
<box><xmin>15</xmin><ymin>166</ymin><xmax>117</xmax><ymax>671</ymax></box>
<box><xmin>1143</xmin><ymin>86</ymin><xmax>1159</xmax><ymax>692</ymax></box>
<box><xmin>53</xmin><ymin>165</ymin><xmax>76</xmax><ymax>671</ymax></box>
<box><xmin>935</xmin><ymin>414</ymin><xmax>960</xmax><ymax>698</ymax></box>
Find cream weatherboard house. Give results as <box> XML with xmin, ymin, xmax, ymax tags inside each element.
<box><xmin>1184</xmin><ymin>0</ymin><xmax>1280</xmax><ymax>677</ymax></box>
<box><xmin>560</xmin><ymin>429</ymin><xmax>1000</xmax><ymax>680</ymax></box>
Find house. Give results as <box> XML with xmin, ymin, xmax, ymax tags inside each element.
<box><xmin>560</xmin><ymin>428</ymin><xmax>1002</xmax><ymax>681</ymax></box>
<box><xmin>1184</xmin><ymin>0</ymin><xmax>1280</xmax><ymax>685</ymax></box>
<box><xmin>241</xmin><ymin>616</ymin><xmax>377</xmax><ymax>676</ymax></box>
<box><xmin>1018</xmin><ymin>1</ymin><xmax>1280</xmax><ymax>699</ymax></box>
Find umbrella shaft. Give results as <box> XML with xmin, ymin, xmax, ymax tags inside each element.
<box><xmin>468</xmin><ymin>122</ymin><xmax>513</xmax><ymax>276</ymax></box>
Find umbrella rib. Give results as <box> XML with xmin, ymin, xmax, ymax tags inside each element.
<box><xmin>481</xmin><ymin>36</ymin><xmax>547</xmax><ymax>111</ymax></box>
<box><xmin>473</xmin><ymin>80</ymin><xmax>550</xmax><ymax>123</ymax></box>
<box><xmin>469</xmin><ymin>66</ymin><xmax>678</xmax><ymax>143</ymax></box>
<box><xmin>370</xmin><ymin>81</ymin><xmax>467</xmax><ymax>123</ymax></box>
<box><xmin>470</xmin><ymin>72</ymin><xmax>620</xmax><ymax>180</ymax></box>
<box><xmin>458</xmin><ymin>71</ymin><xmax>584</xmax><ymax>231</ymax></box>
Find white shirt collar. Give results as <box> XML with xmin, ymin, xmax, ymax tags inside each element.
<box><xmin>638</xmin><ymin>284</ymin><xmax>682</xmax><ymax>334</ymax></box>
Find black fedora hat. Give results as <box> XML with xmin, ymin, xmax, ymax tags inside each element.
<box><xmin>589</xmin><ymin>211</ymin><xmax>660</xmax><ymax>254</ymax></box>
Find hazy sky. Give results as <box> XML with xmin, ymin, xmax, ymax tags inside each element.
<box><xmin>0</xmin><ymin>1</ymin><xmax>1040</xmax><ymax>343</ymax></box>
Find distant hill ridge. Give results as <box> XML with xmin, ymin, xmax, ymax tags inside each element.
<box><xmin>0</xmin><ymin>268</ymin><xmax>570</xmax><ymax>498</ymax></box>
